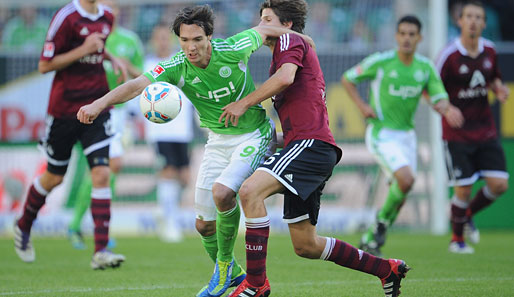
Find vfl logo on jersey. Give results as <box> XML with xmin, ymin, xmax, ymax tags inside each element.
<box><xmin>388</xmin><ymin>84</ymin><xmax>422</xmax><ymax>100</ymax></box>
<box><xmin>80</xmin><ymin>27</ymin><xmax>90</xmax><ymax>36</ymax></box>
<box><xmin>43</xmin><ymin>42</ymin><xmax>55</xmax><ymax>58</ymax></box>
<box><xmin>459</xmin><ymin>64</ymin><xmax>469</xmax><ymax>74</ymax></box>
<box><xmin>219</xmin><ymin>66</ymin><xmax>232</xmax><ymax>78</ymax></box>
<box><xmin>414</xmin><ymin>70</ymin><xmax>425</xmax><ymax>82</ymax></box>
<box><xmin>151</xmin><ymin>65</ymin><xmax>165</xmax><ymax>78</ymax></box>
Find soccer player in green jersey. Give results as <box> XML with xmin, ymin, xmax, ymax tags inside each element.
<box><xmin>67</xmin><ymin>0</ymin><xmax>144</xmax><ymax>250</ymax></box>
<box><xmin>77</xmin><ymin>5</ymin><xmax>313</xmax><ymax>296</ymax></box>
<box><xmin>342</xmin><ymin>15</ymin><xmax>464</xmax><ymax>256</ymax></box>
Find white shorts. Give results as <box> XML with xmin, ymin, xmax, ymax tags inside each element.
<box><xmin>365</xmin><ymin>125</ymin><xmax>417</xmax><ymax>179</ymax></box>
<box><xmin>109</xmin><ymin>108</ymin><xmax>126</xmax><ymax>159</ymax></box>
<box><xmin>194</xmin><ymin>119</ymin><xmax>275</xmax><ymax>221</ymax></box>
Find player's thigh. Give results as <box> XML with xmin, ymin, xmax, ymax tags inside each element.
<box><xmin>475</xmin><ymin>140</ymin><xmax>509</xmax><ymax>180</ymax></box>
<box><xmin>39</xmin><ymin>115</ymin><xmax>79</xmax><ymax>175</ymax></box>
<box><xmin>444</xmin><ymin>141</ymin><xmax>478</xmax><ymax>186</ymax></box>
<box><xmin>288</xmin><ymin>219</ymin><xmax>320</xmax><ymax>252</ymax></box>
<box><xmin>366</xmin><ymin>126</ymin><xmax>416</xmax><ymax>178</ymax></box>
<box><xmin>239</xmin><ymin>170</ymin><xmax>284</xmax><ymax>200</ymax></box>
<box><xmin>80</xmin><ymin>112</ymin><xmax>114</xmax><ymax>170</ymax></box>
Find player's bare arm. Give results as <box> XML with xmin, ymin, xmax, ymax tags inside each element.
<box><xmin>219</xmin><ymin>63</ymin><xmax>298</xmax><ymax>127</ymax></box>
<box><xmin>432</xmin><ymin>99</ymin><xmax>464</xmax><ymax>128</ymax></box>
<box><xmin>492</xmin><ymin>78</ymin><xmax>510</xmax><ymax>103</ymax></box>
<box><xmin>253</xmin><ymin>25</ymin><xmax>315</xmax><ymax>50</ymax></box>
<box><xmin>341</xmin><ymin>76</ymin><xmax>377</xmax><ymax>119</ymax></box>
<box><xmin>77</xmin><ymin>75</ymin><xmax>151</xmax><ymax>124</ymax></box>
<box><xmin>39</xmin><ymin>32</ymin><xmax>106</xmax><ymax>73</ymax></box>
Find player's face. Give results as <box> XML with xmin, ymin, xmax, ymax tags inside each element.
<box><xmin>259</xmin><ymin>8</ymin><xmax>283</xmax><ymax>28</ymax></box>
<box><xmin>178</xmin><ymin>24</ymin><xmax>212</xmax><ymax>68</ymax></box>
<box><xmin>458</xmin><ymin>5</ymin><xmax>486</xmax><ymax>39</ymax></box>
<box><xmin>395</xmin><ymin>23</ymin><xmax>421</xmax><ymax>55</ymax></box>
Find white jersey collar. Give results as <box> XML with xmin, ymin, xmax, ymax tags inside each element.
<box><xmin>73</xmin><ymin>0</ymin><xmax>104</xmax><ymax>21</ymax></box>
<box><xmin>455</xmin><ymin>37</ymin><xmax>484</xmax><ymax>57</ymax></box>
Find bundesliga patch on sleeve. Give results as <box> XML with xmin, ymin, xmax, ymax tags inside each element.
<box><xmin>43</xmin><ymin>42</ymin><xmax>55</xmax><ymax>58</ymax></box>
<box><xmin>151</xmin><ymin>65</ymin><xmax>165</xmax><ymax>78</ymax></box>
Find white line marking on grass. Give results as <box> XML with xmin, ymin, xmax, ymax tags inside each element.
<box><xmin>1</xmin><ymin>276</ymin><xmax>514</xmax><ymax>296</ymax></box>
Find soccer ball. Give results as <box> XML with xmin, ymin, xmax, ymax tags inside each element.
<box><xmin>139</xmin><ymin>82</ymin><xmax>183</xmax><ymax>124</ymax></box>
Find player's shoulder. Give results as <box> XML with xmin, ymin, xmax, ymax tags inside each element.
<box><xmin>212</xmin><ymin>29</ymin><xmax>259</xmax><ymax>52</ymax></box>
<box><xmin>481</xmin><ymin>37</ymin><xmax>497</xmax><ymax>54</ymax></box>
<box><xmin>413</xmin><ymin>53</ymin><xmax>436</xmax><ymax>68</ymax></box>
<box><xmin>47</xmin><ymin>2</ymin><xmax>77</xmax><ymax>39</ymax></box>
<box><xmin>115</xmin><ymin>26</ymin><xmax>141</xmax><ymax>41</ymax></box>
<box><xmin>100</xmin><ymin>4</ymin><xmax>115</xmax><ymax>21</ymax></box>
<box><xmin>161</xmin><ymin>51</ymin><xmax>187</xmax><ymax>70</ymax></box>
<box><xmin>362</xmin><ymin>50</ymin><xmax>396</xmax><ymax>67</ymax></box>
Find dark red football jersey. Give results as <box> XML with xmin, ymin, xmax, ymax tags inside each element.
<box><xmin>40</xmin><ymin>1</ymin><xmax>113</xmax><ymax>118</ymax></box>
<box><xmin>436</xmin><ymin>38</ymin><xmax>501</xmax><ymax>142</ymax></box>
<box><xmin>270</xmin><ymin>33</ymin><xmax>338</xmax><ymax>151</ymax></box>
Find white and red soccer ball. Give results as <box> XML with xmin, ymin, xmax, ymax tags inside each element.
<box><xmin>139</xmin><ymin>82</ymin><xmax>182</xmax><ymax>124</ymax></box>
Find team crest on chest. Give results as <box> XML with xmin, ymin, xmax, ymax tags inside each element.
<box><xmin>102</xmin><ymin>24</ymin><xmax>110</xmax><ymax>35</ymax></box>
<box><xmin>413</xmin><ymin>70</ymin><xmax>425</xmax><ymax>82</ymax></box>
<box><xmin>459</xmin><ymin>64</ymin><xmax>469</xmax><ymax>74</ymax></box>
<box><xmin>219</xmin><ymin>66</ymin><xmax>232</xmax><ymax>78</ymax></box>
<box><xmin>483</xmin><ymin>59</ymin><xmax>492</xmax><ymax>69</ymax></box>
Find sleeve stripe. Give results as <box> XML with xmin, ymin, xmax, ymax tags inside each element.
<box><xmin>279</xmin><ymin>34</ymin><xmax>290</xmax><ymax>52</ymax></box>
<box><xmin>431</xmin><ymin>93</ymin><xmax>448</xmax><ymax>104</ymax></box>
<box><xmin>46</xmin><ymin>3</ymin><xmax>75</xmax><ymax>41</ymax></box>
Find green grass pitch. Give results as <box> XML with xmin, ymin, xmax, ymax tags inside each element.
<box><xmin>1</xmin><ymin>232</ymin><xmax>514</xmax><ymax>296</ymax></box>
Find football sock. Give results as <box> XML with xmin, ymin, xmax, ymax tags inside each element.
<box><xmin>18</xmin><ymin>178</ymin><xmax>48</xmax><ymax>233</ymax></box>
<box><xmin>322</xmin><ymin>237</ymin><xmax>391</xmax><ymax>279</ymax></box>
<box><xmin>69</xmin><ymin>175</ymin><xmax>92</xmax><ymax>232</ymax></box>
<box><xmin>468</xmin><ymin>186</ymin><xmax>497</xmax><ymax>217</ymax></box>
<box><xmin>216</xmin><ymin>203</ymin><xmax>241</xmax><ymax>263</ymax></box>
<box><xmin>91</xmin><ymin>187</ymin><xmax>111</xmax><ymax>252</ymax></box>
<box><xmin>377</xmin><ymin>181</ymin><xmax>406</xmax><ymax>225</ymax></box>
<box><xmin>450</xmin><ymin>196</ymin><xmax>468</xmax><ymax>242</ymax></box>
<box><xmin>201</xmin><ymin>233</ymin><xmax>218</xmax><ymax>263</ymax></box>
<box><xmin>157</xmin><ymin>178</ymin><xmax>181</xmax><ymax>226</ymax></box>
<box><xmin>245</xmin><ymin>216</ymin><xmax>270</xmax><ymax>287</ymax></box>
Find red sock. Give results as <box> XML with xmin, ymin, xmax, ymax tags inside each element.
<box><xmin>451</xmin><ymin>197</ymin><xmax>468</xmax><ymax>242</ymax></box>
<box><xmin>468</xmin><ymin>187</ymin><xmax>495</xmax><ymax>217</ymax></box>
<box><xmin>322</xmin><ymin>237</ymin><xmax>391</xmax><ymax>279</ymax></box>
<box><xmin>91</xmin><ymin>190</ymin><xmax>111</xmax><ymax>252</ymax></box>
<box><xmin>245</xmin><ymin>217</ymin><xmax>270</xmax><ymax>287</ymax></box>
<box><xmin>18</xmin><ymin>179</ymin><xmax>48</xmax><ymax>233</ymax></box>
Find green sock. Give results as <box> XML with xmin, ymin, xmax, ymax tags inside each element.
<box><xmin>69</xmin><ymin>174</ymin><xmax>92</xmax><ymax>232</ymax></box>
<box><xmin>201</xmin><ymin>233</ymin><xmax>218</xmax><ymax>263</ymax></box>
<box><xmin>377</xmin><ymin>181</ymin><xmax>407</xmax><ymax>225</ymax></box>
<box><xmin>216</xmin><ymin>202</ymin><xmax>240</xmax><ymax>263</ymax></box>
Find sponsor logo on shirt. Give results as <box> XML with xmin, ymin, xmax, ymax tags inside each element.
<box><xmin>388</xmin><ymin>84</ymin><xmax>422</xmax><ymax>99</ymax></box>
<box><xmin>458</xmin><ymin>70</ymin><xmax>487</xmax><ymax>99</ymax></box>
<box><xmin>151</xmin><ymin>65</ymin><xmax>165</xmax><ymax>78</ymax></box>
<box><xmin>483</xmin><ymin>59</ymin><xmax>492</xmax><ymax>69</ymax></box>
<box><xmin>43</xmin><ymin>42</ymin><xmax>55</xmax><ymax>58</ymax></box>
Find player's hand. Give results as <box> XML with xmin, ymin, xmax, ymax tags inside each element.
<box><xmin>110</xmin><ymin>56</ymin><xmax>129</xmax><ymax>84</ymax></box>
<box><xmin>82</xmin><ymin>32</ymin><xmax>106</xmax><ymax>55</ymax></box>
<box><xmin>219</xmin><ymin>101</ymin><xmax>248</xmax><ymax>127</ymax></box>
<box><xmin>359</xmin><ymin>103</ymin><xmax>377</xmax><ymax>119</ymax></box>
<box><xmin>444</xmin><ymin>105</ymin><xmax>464</xmax><ymax>128</ymax></box>
<box><xmin>495</xmin><ymin>84</ymin><xmax>509</xmax><ymax>103</ymax></box>
<box><xmin>77</xmin><ymin>101</ymin><xmax>103</xmax><ymax>124</ymax></box>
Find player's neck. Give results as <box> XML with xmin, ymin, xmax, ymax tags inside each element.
<box><xmin>79</xmin><ymin>0</ymin><xmax>98</xmax><ymax>14</ymax></box>
<box><xmin>397</xmin><ymin>51</ymin><xmax>414</xmax><ymax>65</ymax></box>
<box><xmin>460</xmin><ymin>35</ymin><xmax>481</xmax><ymax>57</ymax></box>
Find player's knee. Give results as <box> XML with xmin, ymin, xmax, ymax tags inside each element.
<box><xmin>238</xmin><ymin>182</ymin><xmax>255</xmax><ymax>208</ymax></box>
<box><xmin>489</xmin><ymin>181</ymin><xmax>508</xmax><ymax>196</ymax></box>
<box><xmin>293</xmin><ymin>244</ymin><xmax>318</xmax><ymax>259</ymax></box>
<box><xmin>212</xmin><ymin>184</ymin><xmax>236</xmax><ymax>210</ymax></box>
<box><xmin>40</xmin><ymin>171</ymin><xmax>64</xmax><ymax>190</ymax></box>
<box><xmin>398</xmin><ymin>175</ymin><xmax>415</xmax><ymax>194</ymax></box>
<box><xmin>195</xmin><ymin>219</ymin><xmax>215</xmax><ymax>237</ymax></box>
<box><xmin>91</xmin><ymin>166</ymin><xmax>110</xmax><ymax>187</ymax></box>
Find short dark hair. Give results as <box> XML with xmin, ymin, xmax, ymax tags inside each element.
<box><xmin>172</xmin><ymin>5</ymin><xmax>214</xmax><ymax>37</ymax></box>
<box><xmin>260</xmin><ymin>0</ymin><xmax>308</xmax><ymax>33</ymax></box>
<box><xmin>459</xmin><ymin>1</ymin><xmax>486</xmax><ymax>20</ymax></box>
<box><xmin>397</xmin><ymin>15</ymin><xmax>422</xmax><ymax>33</ymax></box>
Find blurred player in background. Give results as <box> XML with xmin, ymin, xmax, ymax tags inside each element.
<box><xmin>67</xmin><ymin>0</ymin><xmax>144</xmax><ymax>250</ymax></box>
<box><xmin>14</xmin><ymin>0</ymin><xmax>127</xmax><ymax>270</ymax></box>
<box><xmin>76</xmin><ymin>4</ymin><xmax>314</xmax><ymax>296</ymax></box>
<box><xmin>221</xmin><ymin>1</ymin><xmax>410</xmax><ymax>297</ymax></box>
<box><xmin>437</xmin><ymin>0</ymin><xmax>509</xmax><ymax>254</ymax></box>
<box><xmin>342</xmin><ymin>15</ymin><xmax>464</xmax><ymax>256</ymax></box>
<box><xmin>144</xmin><ymin>22</ymin><xmax>195</xmax><ymax>243</ymax></box>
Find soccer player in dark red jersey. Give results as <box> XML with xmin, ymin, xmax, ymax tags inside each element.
<box><xmin>13</xmin><ymin>0</ymin><xmax>127</xmax><ymax>269</ymax></box>
<box><xmin>220</xmin><ymin>1</ymin><xmax>409</xmax><ymax>296</ymax></box>
<box><xmin>437</xmin><ymin>0</ymin><xmax>510</xmax><ymax>254</ymax></box>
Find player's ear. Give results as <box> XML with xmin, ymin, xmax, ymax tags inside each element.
<box><xmin>284</xmin><ymin>21</ymin><xmax>293</xmax><ymax>30</ymax></box>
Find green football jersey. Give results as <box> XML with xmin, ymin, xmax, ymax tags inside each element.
<box><xmin>143</xmin><ymin>29</ymin><xmax>266</xmax><ymax>135</ymax></box>
<box><xmin>104</xmin><ymin>27</ymin><xmax>145</xmax><ymax>90</ymax></box>
<box><xmin>344</xmin><ymin>50</ymin><xmax>448</xmax><ymax>131</ymax></box>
